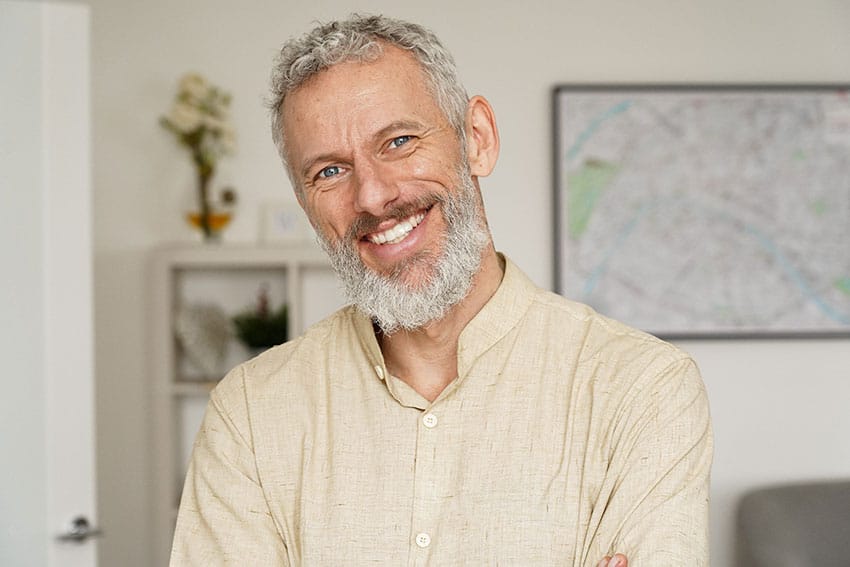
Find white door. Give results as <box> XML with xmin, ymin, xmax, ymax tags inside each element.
<box><xmin>0</xmin><ymin>2</ymin><xmax>98</xmax><ymax>566</ymax></box>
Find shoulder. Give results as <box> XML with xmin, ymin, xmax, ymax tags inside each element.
<box><xmin>525</xmin><ymin>291</ymin><xmax>710</xmax><ymax>443</ymax></box>
<box><xmin>533</xmin><ymin>287</ymin><xmax>690</xmax><ymax>367</ymax></box>
<box><xmin>520</xmin><ymin>286</ymin><xmax>707</xmax><ymax>418</ymax></box>
<box><xmin>210</xmin><ymin>304</ymin><xmax>360</xmax><ymax>413</ymax></box>
<box><xmin>497</xmin><ymin>256</ymin><xmax>696</xmax><ymax>387</ymax></box>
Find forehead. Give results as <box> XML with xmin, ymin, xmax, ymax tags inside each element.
<box><xmin>287</xmin><ymin>43</ymin><xmax>434</xmax><ymax>108</ymax></box>
<box><xmin>280</xmin><ymin>45</ymin><xmax>447</xmax><ymax>158</ymax></box>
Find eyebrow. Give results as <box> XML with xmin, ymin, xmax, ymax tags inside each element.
<box><xmin>299</xmin><ymin>152</ymin><xmax>342</xmax><ymax>179</ymax></box>
<box><xmin>298</xmin><ymin>119</ymin><xmax>426</xmax><ymax>179</ymax></box>
<box><xmin>372</xmin><ymin>119</ymin><xmax>426</xmax><ymax>143</ymax></box>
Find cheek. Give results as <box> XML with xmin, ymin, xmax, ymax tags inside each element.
<box><xmin>411</xmin><ymin>137</ymin><xmax>464</xmax><ymax>178</ymax></box>
<box><xmin>305</xmin><ymin>193</ymin><xmax>352</xmax><ymax>239</ymax></box>
<box><xmin>406</xmin><ymin>151</ymin><xmax>458</xmax><ymax>184</ymax></box>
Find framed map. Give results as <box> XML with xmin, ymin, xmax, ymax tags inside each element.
<box><xmin>553</xmin><ymin>85</ymin><xmax>850</xmax><ymax>338</ymax></box>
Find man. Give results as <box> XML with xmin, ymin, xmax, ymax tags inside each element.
<box><xmin>170</xmin><ymin>15</ymin><xmax>712</xmax><ymax>567</ymax></box>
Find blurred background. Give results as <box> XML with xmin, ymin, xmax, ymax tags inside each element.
<box><xmin>2</xmin><ymin>0</ymin><xmax>849</xmax><ymax>565</ymax></box>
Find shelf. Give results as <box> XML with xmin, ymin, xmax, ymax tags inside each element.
<box><xmin>153</xmin><ymin>242</ymin><xmax>330</xmax><ymax>268</ymax></box>
<box><xmin>150</xmin><ymin>243</ymin><xmax>346</xmax><ymax>567</ymax></box>
<box><xmin>172</xmin><ymin>381</ymin><xmax>219</xmax><ymax>396</ymax></box>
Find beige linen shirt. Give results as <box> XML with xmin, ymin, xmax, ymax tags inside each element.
<box><xmin>171</xmin><ymin>256</ymin><xmax>712</xmax><ymax>566</ymax></box>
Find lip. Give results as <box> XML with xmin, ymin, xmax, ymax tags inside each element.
<box><xmin>357</xmin><ymin>205</ymin><xmax>435</xmax><ymax>266</ymax></box>
<box><xmin>364</xmin><ymin>211</ymin><xmax>427</xmax><ymax>245</ymax></box>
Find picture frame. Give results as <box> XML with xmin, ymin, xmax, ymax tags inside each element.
<box><xmin>259</xmin><ymin>201</ymin><xmax>315</xmax><ymax>245</ymax></box>
<box><xmin>553</xmin><ymin>84</ymin><xmax>850</xmax><ymax>338</ymax></box>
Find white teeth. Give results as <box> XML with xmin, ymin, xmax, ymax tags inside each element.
<box><xmin>368</xmin><ymin>212</ymin><xmax>426</xmax><ymax>245</ymax></box>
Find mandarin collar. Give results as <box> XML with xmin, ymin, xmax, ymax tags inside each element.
<box><xmin>456</xmin><ymin>254</ymin><xmax>536</xmax><ymax>380</ymax></box>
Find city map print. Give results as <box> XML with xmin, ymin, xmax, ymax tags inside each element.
<box><xmin>554</xmin><ymin>86</ymin><xmax>850</xmax><ymax>336</ymax></box>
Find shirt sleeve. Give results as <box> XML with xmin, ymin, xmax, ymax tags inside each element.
<box><xmin>586</xmin><ymin>356</ymin><xmax>713</xmax><ymax>566</ymax></box>
<box><xmin>169</xmin><ymin>366</ymin><xmax>290</xmax><ymax>566</ymax></box>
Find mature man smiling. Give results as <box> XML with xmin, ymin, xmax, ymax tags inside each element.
<box><xmin>170</xmin><ymin>15</ymin><xmax>712</xmax><ymax>567</ymax></box>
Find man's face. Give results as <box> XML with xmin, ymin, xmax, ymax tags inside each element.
<box><xmin>282</xmin><ymin>45</ymin><xmax>475</xmax><ymax>287</ymax></box>
<box><xmin>281</xmin><ymin>45</ymin><xmax>490</xmax><ymax>332</ymax></box>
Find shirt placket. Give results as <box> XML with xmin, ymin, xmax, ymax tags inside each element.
<box><xmin>408</xmin><ymin>400</ymin><xmax>448</xmax><ymax>566</ymax></box>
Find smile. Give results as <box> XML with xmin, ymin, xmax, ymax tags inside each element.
<box><xmin>366</xmin><ymin>211</ymin><xmax>427</xmax><ymax>245</ymax></box>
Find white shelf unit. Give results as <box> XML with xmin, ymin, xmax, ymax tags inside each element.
<box><xmin>150</xmin><ymin>244</ymin><xmax>344</xmax><ymax>566</ymax></box>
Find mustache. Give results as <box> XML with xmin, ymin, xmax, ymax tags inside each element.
<box><xmin>345</xmin><ymin>194</ymin><xmax>443</xmax><ymax>242</ymax></box>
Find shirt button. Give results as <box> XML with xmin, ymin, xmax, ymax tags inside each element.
<box><xmin>422</xmin><ymin>413</ymin><xmax>438</xmax><ymax>428</ymax></box>
<box><xmin>415</xmin><ymin>532</ymin><xmax>431</xmax><ymax>548</ymax></box>
<box><xmin>374</xmin><ymin>365</ymin><xmax>385</xmax><ymax>380</ymax></box>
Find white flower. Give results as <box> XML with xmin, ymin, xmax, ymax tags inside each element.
<box><xmin>167</xmin><ymin>101</ymin><xmax>203</xmax><ymax>133</ymax></box>
<box><xmin>178</xmin><ymin>73</ymin><xmax>209</xmax><ymax>103</ymax></box>
<box><xmin>201</xmin><ymin>114</ymin><xmax>227</xmax><ymax>132</ymax></box>
<box><xmin>162</xmin><ymin>72</ymin><xmax>235</xmax><ymax>169</ymax></box>
<box><xmin>208</xmin><ymin>92</ymin><xmax>231</xmax><ymax>117</ymax></box>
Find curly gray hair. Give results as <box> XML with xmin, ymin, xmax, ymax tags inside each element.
<box><xmin>268</xmin><ymin>14</ymin><xmax>469</xmax><ymax>183</ymax></box>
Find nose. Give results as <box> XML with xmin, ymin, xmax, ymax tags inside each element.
<box><xmin>352</xmin><ymin>159</ymin><xmax>400</xmax><ymax>216</ymax></box>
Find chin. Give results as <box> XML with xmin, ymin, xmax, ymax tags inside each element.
<box><xmin>380</xmin><ymin>250</ymin><xmax>441</xmax><ymax>285</ymax></box>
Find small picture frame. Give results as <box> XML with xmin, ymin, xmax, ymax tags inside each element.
<box><xmin>260</xmin><ymin>201</ymin><xmax>314</xmax><ymax>244</ymax></box>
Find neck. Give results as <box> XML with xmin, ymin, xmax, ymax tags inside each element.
<box><xmin>378</xmin><ymin>245</ymin><xmax>504</xmax><ymax>402</ymax></box>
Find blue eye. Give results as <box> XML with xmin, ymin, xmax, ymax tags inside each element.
<box><xmin>389</xmin><ymin>135</ymin><xmax>413</xmax><ymax>149</ymax></box>
<box><xmin>318</xmin><ymin>165</ymin><xmax>341</xmax><ymax>179</ymax></box>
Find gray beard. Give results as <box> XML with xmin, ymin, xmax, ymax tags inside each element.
<box><xmin>316</xmin><ymin>167</ymin><xmax>490</xmax><ymax>335</ymax></box>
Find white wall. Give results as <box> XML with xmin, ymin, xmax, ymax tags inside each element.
<box><xmin>84</xmin><ymin>1</ymin><xmax>850</xmax><ymax>565</ymax></box>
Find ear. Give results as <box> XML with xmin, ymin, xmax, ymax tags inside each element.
<box><xmin>464</xmin><ymin>95</ymin><xmax>500</xmax><ymax>177</ymax></box>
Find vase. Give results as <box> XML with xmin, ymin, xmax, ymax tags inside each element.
<box><xmin>185</xmin><ymin>210</ymin><xmax>232</xmax><ymax>242</ymax></box>
<box><xmin>185</xmin><ymin>170</ymin><xmax>234</xmax><ymax>242</ymax></box>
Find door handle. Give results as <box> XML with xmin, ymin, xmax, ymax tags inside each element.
<box><xmin>56</xmin><ymin>515</ymin><xmax>103</xmax><ymax>543</ymax></box>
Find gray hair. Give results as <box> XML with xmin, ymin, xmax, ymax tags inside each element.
<box><xmin>268</xmin><ymin>14</ymin><xmax>469</xmax><ymax>184</ymax></box>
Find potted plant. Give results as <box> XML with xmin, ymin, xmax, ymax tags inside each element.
<box><xmin>232</xmin><ymin>284</ymin><xmax>288</xmax><ymax>353</ymax></box>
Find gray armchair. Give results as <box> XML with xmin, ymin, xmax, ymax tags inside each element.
<box><xmin>736</xmin><ymin>479</ymin><xmax>850</xmax><ymax>567</ymax></box>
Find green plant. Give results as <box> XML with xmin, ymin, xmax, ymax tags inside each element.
<box><xmin>232</xmin><ymin>286</ymin><xmax>288</xmax><ymax>349</ymax></box>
